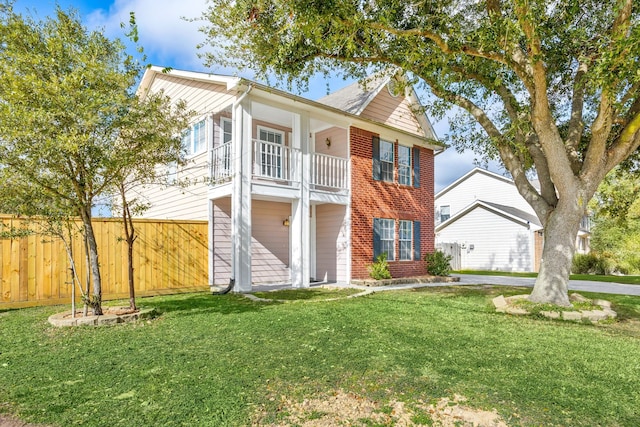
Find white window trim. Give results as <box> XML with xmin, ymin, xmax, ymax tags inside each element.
<box><xmin>380</xmin><ymin>139</ymin><xmax>394</xmax><ymax>182</ymax></box>
<box><xmin>183</xmin><ymin>117</ymin><xmax>209</xmax><ymax>157</ymax></box>
<box><xmin>399</xmin><ymin>220</ymin><xmax>413</xmax><ymax>261</ymax></box>
<box><xmin>220</xmin><ymin>117</ymin><xmax>232</xmax><ymax>145</ymax></box>
<box><xmin>257</xmin><ymin>125</ymin><xmax>285</xmax><ymax>144</ymax></box>
<box><xmin>398</xmin><ymin>144</ymin><xmax>412</xmax><ymax>186</ymax></box>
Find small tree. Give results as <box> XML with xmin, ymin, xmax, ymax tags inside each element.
<box><xmin>0</xmin><ymin>5</ymin><xmax>190</xmax><ymax>314</ymax></box>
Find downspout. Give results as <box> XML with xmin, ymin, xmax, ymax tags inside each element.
<box><xmin>212</xmin><ymin>83</ymin><xmax>253</xmax><ymax>295</ymax></box>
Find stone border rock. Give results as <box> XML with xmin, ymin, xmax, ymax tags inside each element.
<box><xmin>492</xmin><ymin>293</ymin><xmax>617</xmax><ymax>323</ymax></box>
<box><xmin>48</xmin><ymin>306</ymin><xmax>156</xmax><ymax>327</ymax></box>
<box><xmin>350</xmin><ymin>275</ymin><xmax>459</xmax><ymax>287</ymax></box>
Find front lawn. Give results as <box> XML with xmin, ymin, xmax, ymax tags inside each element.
<box><xmin>1</xmin><ymin>286</ymin><xmax>639</xmax><ymax>426</ymax></box>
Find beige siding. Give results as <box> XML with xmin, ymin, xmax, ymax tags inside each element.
<box><xmin>360</xmin><ymin>88</ymin><xmax>423</xmax><ymax>137</ymax></box>
<box><xmin>131</xmin><ymin>74</ymin><xmax>236</xmax><ymax>220</ymax></box>
<box><xmin>212</xmin><ymin>198</ymin><xmax>232</xmax><ymax>285</ymax></box>
<box><xmin>251</xmin><ymin>200</ymin><xmax>291</xmax><ymax>283</ymax></box>
<box><xmin>315</xmin><ymin>127</ymin><xmax>348</xmax><ymax>158</ymax></box>
<box><xmin>315</xmin><ymin>204</ymin><xmax>348</xmax><ymax>282</ymax></box>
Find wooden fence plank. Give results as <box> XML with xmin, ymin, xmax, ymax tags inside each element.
<box><xmin>0</xmin><ymin>216</ymin><xmax>209</xmax><ymax>308</ymax></box>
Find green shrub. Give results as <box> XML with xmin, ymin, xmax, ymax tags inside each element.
<box><xmin>572</xmin><ymin>252</ymin><xmax>612</xmax><ymax>275</ymax></box>
<box><xmin>424</xmin><ymin>250</ymin><xmax>452</xmax><ymax>276</ymax></box>
<box><xmin>368</xmin><ymin>253</ymin><xmax>392</xmax><ymax>280</ymax></box>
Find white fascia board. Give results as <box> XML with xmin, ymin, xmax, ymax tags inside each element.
<box><xmin>435</xmin><ymin>167</ymin><xmax>514</xmax><ymax>200</ymax></box>
<box><xmin>247</xmin><ymin>84</ymin><xmax>442</xmax><ymax>151</ymax></box>
<box><xmin>436</xmin><ymin>200</ymin><xmax>539</xmax><ymax>232</ymax></box>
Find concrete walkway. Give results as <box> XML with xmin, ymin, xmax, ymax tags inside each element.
<box><xmin>455</xmin><ymin>274</ymin><xmax>640</xmax><ymax>296</ymax></box>
<box><xmin>251</xmin><ymin>274</ymin><xmax>640</xmax><ymax>297</ymax></box>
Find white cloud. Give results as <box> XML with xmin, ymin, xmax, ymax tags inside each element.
<box><xmin>86</xmin><ymin>0</ymin><xmax>210</xmax><ymax>71</ymax></box>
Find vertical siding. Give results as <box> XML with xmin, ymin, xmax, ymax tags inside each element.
<box><xmin>0</xmin><ymin>216</ymin><xmax>209</xmax><ymax>308</ymax></box>
<box><xmin>251</xmin><ymin>200</ymin><xmax>291</xmax><ymax>283</ymax></box>
<box><xmin>437</xmin><ymin>207</ymin><xmax>534</xmax><ymax>272</ymax></box>
<box><xmin>212</xmin><ymin>197</ymin><xmax>232</xmax><ymax>285</ymax></box>
<box><xmin>315</xmin><ymin>204</ymin><xmax>348</xmax><ymax>282</ymax></box>
<box><xmin>360</xmin><ymin>88</ymin><xmax>424</xmax><ymax>137</ymax></box>
<box><xmin>435</xmin><ymin>170</ymin><xmax>536</xmax><ymax>224</ymax></box>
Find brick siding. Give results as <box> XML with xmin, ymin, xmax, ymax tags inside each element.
<box><xmin>350</xmin><ymin>126</ymin><xmax>435</xmax><ymax>279</ymax></box>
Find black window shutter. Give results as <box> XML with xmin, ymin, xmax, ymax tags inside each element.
<box><xmin>373</xmin><ymin>218</ymin><xmax>381</xmax><ymax>260</ymax></box>
<box><xmin>372</xmin><ymin>136</ymin><xmax>381</xmax><ymax>181</ymax></box>
<box><xmin>413</xmin><ymin>220</ymin><xmax>421</xmax><ymax>261</ymax></box>
<box><xmin>413</xmin><ymin>147</ymin><xmax>420</xmax><ymax>188</ymax></box>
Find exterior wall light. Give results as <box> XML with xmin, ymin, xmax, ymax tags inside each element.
<box><xmin>283</xmin><ymin>218</ymin><xmax>290</xmax><ymax>226</ymax></box>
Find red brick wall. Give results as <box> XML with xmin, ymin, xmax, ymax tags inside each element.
<box><xmin>350</xmin><ymin>127</ymin><xmax>435</xmax><ymax>279</ymax></box>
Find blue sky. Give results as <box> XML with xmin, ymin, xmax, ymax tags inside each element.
<box><xmin>14</xmin><ymin>0</ymin><xmax>502</xmax><ymax>191</ymax></box>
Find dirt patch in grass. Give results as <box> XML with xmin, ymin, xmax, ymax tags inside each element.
<box><xmin>253</xmin><ymin>390</ymin><xmax>507</xmax><ymax>426</ymax></box>
<box><xmin>0</xmin><ymin>414</ymin><xmax>52</xmax><ymax>427</ymax></box>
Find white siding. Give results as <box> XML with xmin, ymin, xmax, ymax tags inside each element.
<box><xmin>435</xmin><ymin>169</ymin><xmax>535</xmax><ymax>225</ymax></box>
<box><xmin>436</xmin><ymin>206</ymin><xmax>535</xmax><ymax>272</ymax></box>
<box><xmin>251</xmin><ymin>200</ymin><xmax>291</xmax><ymax>284</ymax></box>
<box><xmin>315</xmin><ymin>204</ymin><xmax>348</xmax><ymax>282</ymax></box>
<box><xmin>212</xmin><ymin>198</ymin><xmax>232</xmax><ymax>285</ymax></box>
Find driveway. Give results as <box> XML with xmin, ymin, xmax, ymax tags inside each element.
<box><xmin>457</xmin><ymin>274</ymin><xmax>640</xmax><ymax>296</ymax></box>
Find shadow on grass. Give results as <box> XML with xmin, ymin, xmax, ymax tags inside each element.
<box><xmin>411</xmin><ymin>285</ymin><xmax>531</xmax><ymax>298</ymax></box>
<box><xmin>252</xmin><ymin>288</ymin><xmax>358</xmax><ymax>301</ymax></box>
<box><xmin>145</xmin><ymin>292</ymin><xmax>274</xmax><ymax>316</ymax></box>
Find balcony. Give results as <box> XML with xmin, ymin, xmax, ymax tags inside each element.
<box><xmin>209</xmin><ymin>140</ymin><xmax>348</xmax><ymax>193</ymax></box>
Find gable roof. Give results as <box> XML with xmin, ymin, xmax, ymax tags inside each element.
<box><xmin>435</xmin><ymin>167</ymin><xmax>514</xmax><ymax>200</ymax></box>
<box><xmin>138</xmin><ymin>66</ymin><xmax>442</xmax><ymax>151</ymax></box>
<box><xmin>317</xmin><ymin>73</ymin><xmax>437</xmax><ymax>140</ymax></box>
<box><xmin>436</xmin><ymin>199</ymin><xmax>542</xmax><ymax>232</ymax></box>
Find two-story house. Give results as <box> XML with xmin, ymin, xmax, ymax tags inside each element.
<box><xmin>435</xmin><ymin>168</ymin><xmax>591</xmax><ymax>272</ymax></box>
<box><xmin>134</xmin><ymin>67</ymin><xmax>442</xmax><ymax>292</ymax></box>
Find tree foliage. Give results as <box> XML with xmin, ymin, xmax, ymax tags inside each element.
<box><xmin>0</xmin><ymin>5</ymin><xmax>190</xmax><ymax>313</ymax></box>
<box><xmin>589</xmin><ymin>166</ymin><xmax>640</xmax><ymax>274</ymax></box>
<box><xmin>201</xmin><ymin>0</ymin><xmax>640</xmax><ymax>305</ymax></box>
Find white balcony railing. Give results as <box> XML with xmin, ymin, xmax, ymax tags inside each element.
<box><xmin>312</xmin><ymin>152</ymin><xmax>348</xmax><ymax>191</ymax></box>
<box><xmin>210</xmin><ymin>142</ymin><xmax>232</xmax><ymax>184</ymax></box>
<box><xmin>252</xmin><ymin>139</ymin><xmax>297</xmax><ymax>183</ymax></box>
<box><xmin>210</xmin><ymin>140</ymin><xmax>348</xmax><ymax>192</ymax></box>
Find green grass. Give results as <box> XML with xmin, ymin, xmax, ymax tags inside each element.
<box><xmin>0</xmin><ymin>287</ymin><xmax>639</xmax><ymax>426</ymax></box>
<box><xmin>456</xmin><ymin>269</ymin><xmax>640</xmax><ymax>285</ymax></box>
<box><xmin>251</xmin><ymin>287</ymin><xmax>362</xmax><ymax>301</ymax></box>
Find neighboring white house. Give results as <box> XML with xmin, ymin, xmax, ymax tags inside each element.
<box><xmin>435</xmin><ymin>168</ymin><xmax>590</xmax><ymax>272</ymax></box>
<box><xmin>131</xmin><ymin>67</ymin><xmax>441</xmax><ymax>292</ymax></box>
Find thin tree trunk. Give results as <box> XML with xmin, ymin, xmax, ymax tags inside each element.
<box><xmin>120</xmin><ymin>184</ymin><xmax>137</xmax><ymax>311</ymax></box>
<box><xmin>529</xmin><ymin>204</ymin><xmax>582</xmax><ymax>306</ymax></box>
<box><xmin>80</xmin><ymin>207</ymin><xmax>103</xmax><ymax>315</ymax></box>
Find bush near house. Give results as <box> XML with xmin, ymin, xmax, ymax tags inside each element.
<box><xmin>572</xmin><ymin>252</ymin><xmax>613</xmax><ymax>275</ymax></box>
<box><xmin>425</xmin><ymin>250</ymin><xmax>452</xmax><ymax>276</ymax></box>
<box><xmin>368</xmin><ymin>253</ymin><xmax>392</xmax><ymax>280</ymax></box>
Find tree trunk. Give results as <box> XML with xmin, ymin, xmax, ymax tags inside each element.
<box><xmin>120</xmin><ymin>185</ymin><xmax>137</xmax><ymax>311</ymax></box>
<box><xmin>80</xmin><ymin>208</ymin><xmax>103</xmax><ymax>315</ymax></box>
<box><xmin>529</xmin><ymin>204</ymin><xmax>582</xmax><ymax>306</ymax></box>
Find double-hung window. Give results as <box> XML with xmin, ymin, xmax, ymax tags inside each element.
<box><xmin>440</xmin><ymin>205</ymin><xmax>451</xmax><ymax>223</ymax></box>
<box><xmin>373</xmin><ymin>218</ymin><xmax>395</xmax><ymax>261</ymax></box>
<box><xmin>399</xmin><ymin>220</ymin><xmax>413</xmax><ymax>261</ymax></box>
<box><xmin>258</xmin><ymin>126</ymin><xmax>284</xmax><ymax>179</ymax></box>
<box><xmin>379</xmin><ymin>139</ymin><xmax>394</xmax><ymax>182</ymax></box>
<box><xmin>398</xmin><ymin>145</ymin><xmax>412</xmax><ymax>186</ymax></box>
<box><xmin>182</xmin><ymin>119</ymin><xmax>207</xmax><ymax>156</ymax></box>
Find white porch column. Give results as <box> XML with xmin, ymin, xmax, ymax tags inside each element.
<box><xmin>231</xmin><ymin>97</ymin><xmax>252</xmax><ymax>292</ymax></box>
<box><xmin>291</xmin><ymin>111</ymin><xmax>310</xmax><ymax>288</ymax></box>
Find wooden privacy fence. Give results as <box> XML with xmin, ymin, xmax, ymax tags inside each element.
<box><xmin>0</xmin><ymin>216</ymin><xmax>209</xmax><ymax>308</ymax></box>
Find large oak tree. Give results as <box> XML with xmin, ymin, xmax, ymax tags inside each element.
<box><xmin>201</xmin><ymin>0</ymin><xmax>640</xmax><ymax>305</ymax></box>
